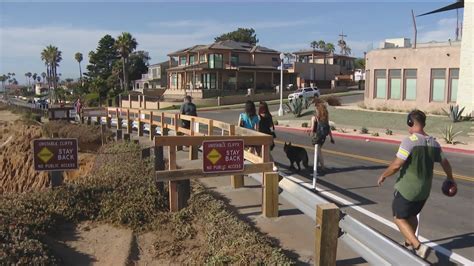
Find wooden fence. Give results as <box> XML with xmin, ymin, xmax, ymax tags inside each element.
<box><xmin>81</xmin><ymin>107</ymin><xmax>279</xmax><ymax>218</ymax></box>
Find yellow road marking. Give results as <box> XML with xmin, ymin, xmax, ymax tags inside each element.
<box><xmin>275</xmin><ymin>140</ymin><xmax>474</xmax><ymax>182</ymax></box>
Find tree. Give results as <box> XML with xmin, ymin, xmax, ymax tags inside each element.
<box><xmin>75</xmin><ymin>52</ymin><xmax>83</xmax><ymax>85</ymax></box>
<box><xmin>128</xmin><ymin>51</ymin><xmax>150</xmax><ymax>82</ymax></box>
<box><xmin>215</xmin><ymin>28</ymin><xmax>258</xmax><ymax>45</ymax></box>
<box><xmin>25</xmin><ymin>72</ymin><xmax>32</xmax><ymax>90</ymax></box>
<box><xmin>0</xmin><ymin>75</ymin><xmax>7</xmax><ymax>94</ymax></box>
<box><xmin>114</xmin><ymin>32</ymin><xmax>137</xmax><ymax>91</ymax></box>
<box><xmin>41</xmin><ymin>45</ymin><xmax>62</xmax><ymax>102</ymax></box>
<box><xmin>325</xmin><ymin>43</ymin><xmax>336</xmax><ymax>54</ymax></box>
<box><xmin>86</xmin><ymin>34</ymin><xmax>118</xmax><ymax>81</ymax></box>
<box><xmin>310</xmin><ymin>41</ymin><xmax>318</xmax><ymax>63</ymax></box>
<box><xmin>317</xmin><ymin>40</ymin><xmax>326</xmax><ymax>50</ymax></box>
<box><xmin>41</xmin><ymin>72</ymin><xmax>46</xmax><ymax>84</ymax></box>
<box><xmin>354</xmin><ymin>58</ymin><xmax>365</xmax><ymax>69</ymax></box>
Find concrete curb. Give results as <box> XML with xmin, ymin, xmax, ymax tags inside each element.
<box><xmin>275</xmin><ymin>125</ymin><xmax>474</xmax><ymax>155</ymax></box>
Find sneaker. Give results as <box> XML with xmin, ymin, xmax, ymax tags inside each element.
<box><xmin>401</xmin><ymin>241</ymin><xmax>414</xmax><ymax>251</ymax></box>
<box><xmin>415</xmin><ymin>244</ymin><xmax>430</xmax><ymax>259</ymax></box>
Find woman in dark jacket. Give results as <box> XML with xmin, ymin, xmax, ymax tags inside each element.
<box><xmin>258</xmin><ymin>101</ymin><xmax>277</xmax><ymax>171</ymax></box>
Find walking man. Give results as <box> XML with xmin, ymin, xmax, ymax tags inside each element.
<box><xmin>377</xmin><ymin>110</ymin><xmax>456</xmax><ymax>259</ymax></box>
<box><xmin>180</xmin><ymin>95</ymin><xmax>197</xmax><ymax>129</ymax></box>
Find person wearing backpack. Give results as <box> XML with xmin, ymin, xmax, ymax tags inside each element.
<box><xmin>180</xmin><ymin>95</ymin><xmax>197</xmax><ymax>129</ymax></box>
<box><xmin>310</xmin><ymin>99</ymin><xmax>335</xmax><ymax>172</ymax></box>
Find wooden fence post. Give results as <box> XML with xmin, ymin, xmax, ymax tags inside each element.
<box><xmin>149</xmin><ymin>111</ymin><xmax>156</xmax><ymax>141</ymax></box>
<box><xmin>154</xmin><ymin>143</ymin><xmax>165</xmax><ymax>195</ymax></box>
<box><xmin>315</xmin><ymin>203</ymin><xmax>339</xmax><ymax>266</ymax></box>
<box><xmin>129</xmin><ymin>94</ymin><xmax>132</xmax><ymax>108</ymax></box>
<box><xmin>116</xmin><ymin>108</ymin><xmax>122</xmax><ymax>130</ymax></box>
<box><xmin>87</xmin><ymin>116</ymin><xmax>92</xmax><ymax>125</ymax></box>
<box><xmin>189</xmin><ymin>117</ymin><xmax>198</xmax><ymax>160</ymax></box>
<box><xmin>127</xmin><ymin>109</ymin><xmax>132</xmax><ymax>134</ymax></box>
<box><xmin>143</xmin><ymin>95</ymin><xmax>147</xmax><ymax>110</ymax></box>
<box><xmin>138</xmin><ymin>110</ymin><xmax>144</xmax><ymax>137</ymax></box>
<box><xmin>106</xmin><ymin>115</ymin><xmax>112</xmax><ymax>128</ymax></box>
<box><xmin>263</xmin><ymin>172</ymin><xmax>279</xmax><ymax>217</ymax></box>
<box><xmin>229</xmin><ymin>125</ymin><xmax>244</xmax><ymax>188</ymax></box>
<box><xmin>168</xmin><ymin>145</ymin><xmax>179</xmax><ymax>212</ymax></box>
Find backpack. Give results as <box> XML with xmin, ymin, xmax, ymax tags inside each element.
<box><xmin>311</xmin><ymin>120</ymin><xmax>330</xmax><ymax>145</ymax></box>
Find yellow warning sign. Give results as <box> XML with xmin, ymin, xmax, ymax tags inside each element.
<box><xmin>38</xmin><ymin>147</ymin><xmax>54</xmax><ymax>163</ymax></box>
<box><xmin>206</xmin><ymin>148</ymin><xmax>222</xmax><ymax>165</ymax></box>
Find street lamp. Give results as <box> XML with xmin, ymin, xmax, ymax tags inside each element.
<box><xmin>278</xmin><ymin>52</ymin><xmax>285</xmax><ymax>116</ymax></box>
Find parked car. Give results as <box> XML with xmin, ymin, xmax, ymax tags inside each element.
<box><xmin>288</xmin><ymin>87</ymin><xmax>320</xmax><ymax>101</ymax></box>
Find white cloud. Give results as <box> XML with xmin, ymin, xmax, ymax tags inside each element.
<box><xmin>419</xmin><ymin>17</ymin><xmax>457</xmax><ymax>43</ymax></box>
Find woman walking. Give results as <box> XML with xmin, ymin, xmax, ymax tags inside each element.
<box><xmin>238</xmin><ymin>100</ymin><xmax>259</xmax><ymax>154</ymax></box>
<box><xmin>258</xmin><ymin>101</ymin><xmax>278</xmax><ymax>171</ymax></box>
<box><xmin>310</xmin><ymin>98</ymin><xmax>335</xmax><ymax>173</ymax></box>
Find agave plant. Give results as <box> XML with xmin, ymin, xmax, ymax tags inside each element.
<box><xmin>440</xmin><ymin>124</ymin><xmax>463</xmax><ymax>145</ymax></box>
<box><xmin>443</xmin><ymin>105</ymin><xmax>465</xmax><ymax>122</ymax></box>
<box><xmin>287</xmin><ymin>97</ymin><xmax>308</xmax><ymax>117</ymax></box>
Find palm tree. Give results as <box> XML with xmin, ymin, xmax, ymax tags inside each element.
<box><xmin>115</xmin><ymin>32</ymin><xmax>137</xmax><ymax>91</ymax></box>
<box><xmin>75</xmin><ymin>52</ymin><xmax>83</xmax><ymax>85</ymax></box>
<box><xmin>25</xmin><ymin>72</ymin><xmax>32</xmax><ymax>91</ymax></box>
<box><xmin>32</xmin><ymin>73</ymin><xmax>37</xmax><ymax>90</ymax></box>
<box><xmin>41</xmin><ymin>45</ymin><xmax>62</xmax><ymax>102</ymax></box>
<box><xmin>325</xmin><ymin>43</ymin><xmax>336</xmax><ymax>54</ymax></box>
<box><xmin>0</xmin><ymin>75</ymin><xmax>7</xmax><ymax>94</ymax></box>
<box><xmin>317</xmin><ymin>40</ymin><xmax>326</xmax><ymax>51</ymax></box>
<box><xmin>41</xmin><ymin>72</ymin><xmax>46</xmax><ymax>85</ymax></box>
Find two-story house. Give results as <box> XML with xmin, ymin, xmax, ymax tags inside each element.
<box><xmin>133</xmin><ymin>60</ymin><xmax>171</xmax><ymax>91</ymax></box>
<box><xmin>165</xmin><ymin>40</ymin><xmax>294</xmax><ymax>98</ymax></box>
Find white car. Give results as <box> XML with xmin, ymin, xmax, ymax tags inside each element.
<box><xmin>288</xmin><ymin>87</ymin><xmax>320</xmax><ymax>101</ymax></box>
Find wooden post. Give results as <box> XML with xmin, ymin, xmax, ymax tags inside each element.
<box><xmin>95</xmin><ymin>116</ymin><xmax>100</xmax><ymax>125</ymax></box>
<box><xmin>138</xmin><ymin>110</ymin><xmax>143</xmax><ymax>136</ymax></box>
<box><xmin>127</xmin><ymin>109</ymin><xmax>132</xmax><ymax>134</ymax></box>
<box><xmin>101</xmin><ymin>124</ymin><xmax>106</xmax><ymax>146</ymax></box>
<box><xmin>129</xmin><ymin>94</ymin><xmax>132</xmax><ymax>108</ymax></box>
<box><xmin>87</xmin><ymin>116</ymin><xmax>92</xmax><ymax>125</ymax></box>
<box><xmin>263</xmin><ymin>172</ymin><xmax>279</xmax><ymax>217</ymax></box>
<box><xmin>208</xmin><ymin>119</ymin><xmax>213</xmax><ymax>136</ymax></box>
<box><xmin>315</xmin><ymin>203</ymin><xmax>339</xmax><ymax>266</ymax></box>
<box><xmin>229</xmin><ymin>125</ymin><xmax>244</xmax><ymax>188</ymax></box>
<box><xmin>116</xmin><ymin>108</ymin><xmax>122</xmax><ymax>130</ymax></box>
<box><xmin>161</xmin><ymin>112</ymin><xmax>166</xmax><ymax>136</ymax></box>
<box><xmin>124</xmin><ymin>133</ymin><xmax>131</xmax><ymax>141</ymax></box>
<box><xmin>189</xmin><ymin>117</ymin><xmax>198</xmax><ymax>160</ymax></box>
<box><xmin>106</xmin><ymin>115</ymin><xmax>112</xmax><ymax>128</ymax></box>
<box><xmin>154</xmin><ymin>144</ymin><xmax>165</xmax><ymax>195</ymax></box>
<box><xmin>116</xmin><ymin>129</ymin><xmax>122</xmax><ymax>140</ymax></box>
<box><xmin>50</xmin><ymin>171</ymin><xmax>63</xmax><ymax>187</ymax></box>
<box><xmin>143</xmin><ymin>95</ymin><xmax>147</xmax><ymax>110</ymax></box>
<box><xmin>168</xmin><ymin>145</ymin><xmax>178</xmax><ymax>212</ymax></box>
<box><xmin>149</xmin><ymin>111</ymin><xmax>156</xmax><ymax>141</ymax></box>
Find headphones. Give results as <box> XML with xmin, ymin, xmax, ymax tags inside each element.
<box><xmin>407</xmin><ymin>113</ymin><xmax>414</xmax><ymax>127</ymax></box>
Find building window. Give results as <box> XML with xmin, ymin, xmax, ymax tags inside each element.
<box><xmin>431</xmin><ymin>69</ymin><xmax>446</xmax><ymax>102</ymax></box>
<box><xmin>404</xmin><ymin>69</ymin><xmax>417</xmax><ymax>100</ymax></box>
<box><xmin>231</xmin><ymin>54</ymin><xmax>239</xmax><ymax>66</ymax></box>
<box><xmin>209</xmin><ymin>54</ymin><xmax>223</xmax><ymax>69</ymax></box>
<box><xmin>189</xmin><ymin>55</ymin><xmax>195</xmax><ymax>65</ymax></box>
<box><xmin>201</xmin><ymin>73</ymin><xmax>217</xmax><ymax>89</ymax></box>
<box><xmin>179</xmin><ymin>56</ymin><xmax>186</xmax><ymax>66</ymax></box>
<box><xmin>389</xmin><ymin>69</ymin><xmax>401</xmax><ymax>99</ymax></box>
<box><xmin>449</xmin><ymin>68</ymin><xmax>459</xmax><ymax>102</ymax></box>
<box><xmin>171</xmin><ymin>74</ymin><xmax>177</xmax><ymax>87</ymax></box>
<box><xmin>374</xmin><ymin>69</ymin><xmax>386</xmax><ymax>99</ymax></box>
<box><xmin>365</xmin><ymin>70</ymin><xmax>370</xmax><ymax>95</ymax></box>
<box><xmin>199</xmin><ymin>54</ymin><xmax>206</xmax><ymax>63</ymax></box>
<box><xmin>342</xmin><ymin>60</ymin><xmax>346</xmax><ymax>67</ymax></box>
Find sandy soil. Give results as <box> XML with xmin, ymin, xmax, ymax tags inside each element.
<box><xmin>45</xmin><ymin>222</ymin><xmax>133</xmax><ymax>266</ymax></box>
<box><xmin>0</xmin><ymin>109</ymin><xmax>20</xmax><ymax>123</ymax></box>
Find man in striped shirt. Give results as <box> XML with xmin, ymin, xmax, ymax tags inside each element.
<box><xmin>377</xmin><ymin>110</ymin><xmax>456</xmax><ymax>259</ymax></box>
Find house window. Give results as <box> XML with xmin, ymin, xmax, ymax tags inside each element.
<box><xmin>389</xmin><ymin>69</ymin><xmax>401</xmax><ymax>99</ymax></box>
<box><xmin>171</xmin><ymin>74</ymin><xmax>177</xmax><ymax>87</ymax></box>
<box><xmin>179</xmin><ymin>56</ymin><xmax>186</xmax><ymax>66</ymax></box>
<box><xmin>334</xmin><ymin>58</ymin><xmax>338</xmax><ymax>64</ymax></box>
<box><xmin>231</xmin><ymin>54</ymin><xmax>239</xmax><ymax>66</ymax></box>
<box><xmin>342</xmin><ymin>60</ymin><xmax>346</xmax><ymax>67</ymax></box>
<box><xmin>199</xmin><ymin>54</ymin><xmax>206</xmax><ymax>63</ymax></box>
<box><xmin>189</xmin><ymin>55</ymin><xmax>195</xmax><ymax>65</ymax></box>
<box><xmin>374</xmin><ymin>69</ymin><xmax>386</xmax><ymax>99</ymax></box>
<box><xmin>201</xmin><ymin>73</ymin><xmax>217</xmax><ymax>89</ymax></box>
<box><xmin>431</xmin><ymin>69</ymin><xmax>446</xmax><ymax>102</ymax></box>
<box><xmin>449</xmin><ymin>68</ymin><xmax>459</xmax><ymax>102</ymax></box>
<box><xmin>209</xmin><ymin>54</ymin><xmax>223</xmax><ymax>69</ymax></box>
<box><xmin>403</xmin><ymin>69</ymin><xmax>417</xmax><ymax>100</ymax></box>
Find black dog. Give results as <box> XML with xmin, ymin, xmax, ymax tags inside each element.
<box><xmin>283</xmin><ymin>142</ymin><xmax>309</xmax><ymax>171</ymax></box>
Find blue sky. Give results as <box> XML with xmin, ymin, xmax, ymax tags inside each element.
<box><xmin>0</xmin><ymin>1</ymin><xmax>463</xmax><ymax>82</ymax></box>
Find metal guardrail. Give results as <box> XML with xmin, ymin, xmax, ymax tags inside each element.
<box><xmin>258</xmin><ymin>175</ymin><xmax>429</xmax><ymax>266</ymax></box>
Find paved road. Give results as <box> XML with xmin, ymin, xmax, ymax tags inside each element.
<box><xmin>199</xmin><ymin>98</ymin><xmax>474</xmax><ymax>264</ymax></box>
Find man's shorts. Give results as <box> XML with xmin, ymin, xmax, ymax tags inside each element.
<box><xmin>392</xmin><ymin>190</ymin><xmax>427</xmax><ymax>219</ymax></box>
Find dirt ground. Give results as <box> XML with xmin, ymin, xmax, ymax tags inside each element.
<box><xmin>45</xmin><ymin>222</ymin><xmax>133</xmax><ymax>266</ymax></box>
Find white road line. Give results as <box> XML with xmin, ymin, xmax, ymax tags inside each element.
<box><xmin>281</xmin><ymin>173</ymin><xmax>474</xmax><ymax>265</ymax></box>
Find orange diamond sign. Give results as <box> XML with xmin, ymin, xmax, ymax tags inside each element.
<box><xmin>203</xmin><ymin>140</ymin><xmax>244</xmax><ymax>173</ymax></box>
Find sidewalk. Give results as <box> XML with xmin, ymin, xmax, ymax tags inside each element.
<box><xmin>171</xmin><ymin>150</ymin><xmax>367</xmax><ymax>265</ymax></box>
<box><xmin>275</xmin><ymin>123</ymin><xmax>474</xmax><ymax>155</ymax></box>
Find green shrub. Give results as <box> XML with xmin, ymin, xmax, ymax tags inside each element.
<box><xmin>371</xmin><ymin>132</ymin><xmax>379</xmax><ymax>137</ymax></box>
<box><xmin>323</xmin><ymin>96</ymin><xmax>342</xmax><ymax>106</ymax></box>
<box><xmin>286</xmin><ymin>97</ymin><xmax>308</xmax><ymax>117</ymax></box>
<box><xmin>301</xmin><ymin>122</ymin><xmax>309</xmax><ymax>128</ymax></box>
<box><xmin>385</xmin><ymin>128</ymin><xmax>393</xmax><ymax>135</ymax></box>
<box><xmin>360</xmin><ymin>127</ymin><xmax>369</xmax><ymax>134</ymax></box>
<box><xmin>443</xmin><ymin>105</ymin><xmax>465</xmax><ymax>122</ymax></box>
<box><xmin>84</xmin><ymin>92</ymin><xmax>100</xmax><ymax>107</ymax></box>
<box><xmin>273</xmin><ymin>120</ymin><xmax>279</xmax><ymax>126</ymax></box>
<box><xmin>440</xmin><ymin>124</ymin><xmax>463</xmax><ymax>145</ymax></box>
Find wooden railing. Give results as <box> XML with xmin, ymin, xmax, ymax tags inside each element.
<box><xmin>81</xmin><ymin>107</ymin><xmax>278</xmax><ymax>217</ymax></box>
